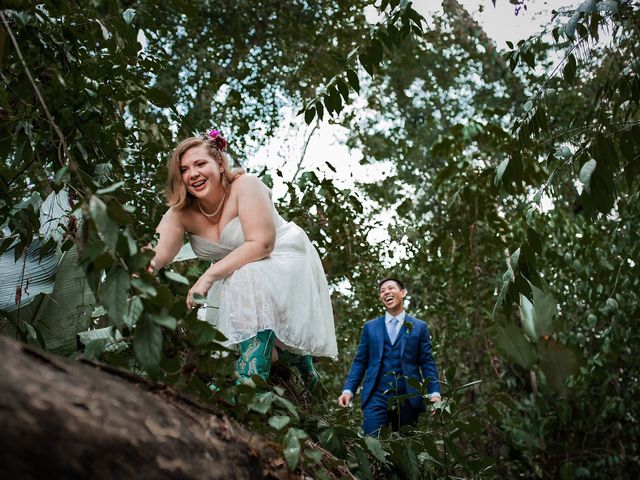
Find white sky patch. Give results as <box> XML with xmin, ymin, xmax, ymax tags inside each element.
<box><xmin>245</xmin><ymin>0</ymin><xmax>582</xmax><ymax>263</ymax></box>
<box><xmin>136</xmin><ymin>29</ymin><xmax>148</xmax><ymax>53</ymax></box>
<box><xmin>413</xmin><ymin>0</ymin><xmax>580</xmax><ymax>48</ymax></box>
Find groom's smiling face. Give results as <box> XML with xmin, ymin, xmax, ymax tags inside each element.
<box><xmin>379</xmin><ymin>280</ymin><xmax>407</xmax><ymax>313</ymax></box>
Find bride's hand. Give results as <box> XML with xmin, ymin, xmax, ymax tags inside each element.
<box><xmin>186</xmin><ymin>274</ymin><xmax>214</xmax><ymax>310</ymax></box>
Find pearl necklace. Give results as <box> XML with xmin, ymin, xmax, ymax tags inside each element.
<box><xmin>198</xmin><ymin>192</ymin><xmax>227</xmax><ymax>218</ymax></box>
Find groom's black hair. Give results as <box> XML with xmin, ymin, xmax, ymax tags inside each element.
<box><xmin>378</xmin><ymin>277</ymin><xmax>405</xmax><ymax>290</ymax></box>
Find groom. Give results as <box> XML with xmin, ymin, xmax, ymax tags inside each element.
<box><xmin>338</xmin><ymin>277</ymin><xmax>441</xmax><ymax>436</ymax></box>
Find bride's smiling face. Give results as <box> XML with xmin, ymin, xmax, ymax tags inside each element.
<box><xmin>179</xmin><ymin>145</ymin><xmax>224</xmax><ymax>199</ymax></box>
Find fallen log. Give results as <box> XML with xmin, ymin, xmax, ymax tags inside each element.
<box><xmin>0</xmin><ymin>336</ymin><xmax>291</xmax><ymax>479</ymax></box>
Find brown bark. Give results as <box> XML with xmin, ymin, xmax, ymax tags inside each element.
<box><xmin>0</xmin><ymin>336</ymin><xmax>292</xmax><ymax>480</ymax></box>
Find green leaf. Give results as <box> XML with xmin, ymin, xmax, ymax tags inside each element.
<box><xmin>346</xmin><ymin>69</ymin><xmax>360</xmax><ymax>93</ymax></box>
<box><xmin>107</xmin><ymin>201</ymin><xmax>133</xmax><ymax>226</ymax></box>
<box><xmin>15</xmin><ymin>135</ymin><xmax>33</xmax><ymax>165</ymax></box>
<box><xmin>539</xmin><ymin>339</ymin><xmax>582</xmax><ymax>393</ymax></box>
<box><xmin>519</xmin><ymin>294</ymin><xmax>537</xmax><ymax>340</ymax></box>
<box><xmin>101</xmin><ymin>268</ymin><xmax>130</xmax><ymax>327</ymax></box>
<box><xmin>272</xmin><ymin>395</ymin><xmax>299</xmax><ymax>421</ymax></box>
<box><xmin>304</xmin><ymin>449</ymin><xmax>323</xmax><ymax>465</ymax></box>
<box><xmin>283</xmin><ymin>428</ymin><xmax>307</xmax><ymax>471</ymax></box>
<box><xmin>519</xmin><ymin>284</ymin><xmax>555</xmax><ymax>340</ymax></box>
<box><xmin>563</xmin><ymin>54</ymin><xmax>577</xmax><ymax>84</ymax></box>
<box><xmin>318</xmin><ymin>424</ymin><xmax>346</xmax><ymax>458</ymax></box>
<box><xmin>54</xmin><ymin>165</ymin><xmax>69</xmax><ymax>185</ymax></box>
<box><xmin>268</xmin><ymin>415</ymin><xmax>290</xmax><ymax>430</ymax></box>
<box><xmin>96</xmin><ymin>181</ymin><xmax>125</xmax><ymax>194</ymax></box>
<box><xmin>364</xmin><ymin>437</ymin><xmax>388</xmax><ymax>464</ymax></box>
<box><xmin>84</xmin><ymin>338</ymin><xmax>107</xmax><ymax>360</ymax></box>
<box><xmin>359</xmin><ymin>53</ymin><xmax>374</xmax><ymax>76</ymax></box>
<box><xmin>184</xmin><ymin>315</ymin><xmax>225</xmax><ymax>345</ymax></box>
<box><xmin>495</xmin><ymin>321</ymin><xmax>536</xmax><ymax>369</ymax></box>
<box><xmin>96</xmin><ymin>20</ymin><xmax>111</xmax><ymax>40</ymax></box>
<box><xmin>597</xmin><ymin>0</ymin><xmax>618</xmax><ymax>12</ymax></box>
<box><xmin>147</xmin><ymin>87</ymin><xmax>172</xmax><ymax>107</ymax></box>
<box><xmin>531</xmin><ymin>284</ymin><xmax>556</xmax><ymax>336</ymax></box>
<box><xmin>133</xmin><ymin>315</ymin><xmax>163</xmax><ymax>373</ymax></box>
<box><xmin>453</xmin><ymin>379</ymin><xmax>483</xmax><ymax>392</ymax></box>
<box><xmin>164</xmin><ymin>270</ymin><xmax>189</xmax><ymax>285</ymax></box>
<box><xmin>123</xmin><ymin>296</ymin><xmax>143</xmax><ymax>328</ymax></box>
<box><xmin>390</xmin><ymin>442</ymin><xmax>420</xmax><ymax>480</ymax></box>
<box><xmin>315</xmin><ymin>101</ymin><xmax>324</xmax><ymax>121</ymax></box>
<box><xmin>494</xmin><ymin>158</ymin><xmax>509</xmax><ymax>187</ymax></box>
<box><xmin>149</xmin><ymin>312</ymin><xmax>177</xmax><ymax>330</ymax></box>
<box><xmin>131</xmin><ymin>277</ymin><xmax>157</xmax><ymax>297</ymax></box>
<box><xmin>123</xmin><ymin>8</ymin><xmax>136</xmax><ymax>24</ymax></box>
<box><xmin>354</xmin><ymin>446</ymin><xmax>373</xmax><ymax>479</ymax></box>
<box><xmin>527</xmin><ymin>227</ymin><xmax>543</xmax><ymax>254</ymax></box>
<box><xmin>249</xmin><ymin>391</ymin><xmax>275</xmax><ymax>414</ymax></box>
<box><xmin>369</xmin><ymin>38</ymin><xmax>383</xmax><ymax>65</ymax></box>
<box><xmin>579</xmin><ymin>159</ymin><xmax>597</xmax><ymax>193</ymax></box>
<box><xmin>34</xmin><ymin>246</ymin><xmax>95</xmax><ymax>354</ymax></box>
<box><xmin>494</xmin><ymin>392</ymin><xmax>517</xmax><ymax>410</ymax></box>
<box><xmin>304</xmin><ymin>107</ymin><xmax>316</xmax><ymax>125</ymax></box>
<box><xmin>90</xmin><ymin>196</ymin><xmax>118</xmax><ymax>251</ymax></box>
<box><xmin>336</xmin><ymin>78</ymin><xmax>350</xmax><ymax>101</ymax></box>
<box><xmin>565</xmin><ymin>11</ymin><xmax>581</xmax><ymax>39</ymax></box>
<box><xmin>23</xmin><ymin>321</ymin><xmax>37</xmax><ymax>340</ymax></box>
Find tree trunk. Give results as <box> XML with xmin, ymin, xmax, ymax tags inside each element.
<box><xmin>0</xmin><ymin>336</ymin><xmax>292</xmax><ymax>479</ymax></box>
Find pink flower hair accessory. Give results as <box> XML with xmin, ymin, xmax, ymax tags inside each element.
<box><xmin>206</xmin><ymin>129</ymin><xmax>228</xmax><ymax>152</ymax></box>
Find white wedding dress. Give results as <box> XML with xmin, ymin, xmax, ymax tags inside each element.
<box><xmin>188</xmin><ymin>207</ymin><xmax>337</xmax><ymax>358</ymax></box>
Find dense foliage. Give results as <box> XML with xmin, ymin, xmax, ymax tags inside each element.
<box><xmin>1</xmin><ymin>0</ymin><xmax>638</xmax><ymax>478</ymax></box>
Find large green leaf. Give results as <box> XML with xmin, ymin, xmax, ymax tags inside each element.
<box><xmin>283</xmin><ymin>428</ymin><xmax>307</xmax><ymax>471</ymax></box>
<box><xmin>390</xmin><ymin>442</ymin><xmax>420</xmax><ymax>480</ymax></box>
<box><xmin>77</xmin><ymin>326</ymin><xmax>126</xmax><ymax>356</ymax></box>
<box><xmin>133</xmin><ymin>315</ymin><xmax>163</xmax><ymax>373</ymax></box>
<box><xmin>101</xmin><ymin>268</ymin><xmax>131</xmax><ymax>328</ymax></box>
<box><xmin>34</xmin><ymin>246</ymin><xmax>95</xmax><ymax>354</ymax></box>
<box><xmin>268</xmin><ymin>415</ymin><xmax>290</xmax><ymax>431</ymax></box>
<box><xmin>579</xmin><ymin>159</ymin><xmax>597</xmax><ymax>193</ymax></box>
<box><xmin>317</xmin><ymin>423</ymin><xmax>346</xmax><ymax>458</ymax></box>
<box><xmin>519</xmin><ymin>283</ymin><xmax>556</xmax><ymax>340</ymax></box>
<box><xmin>539</xmin><ymin>340</ymin><xmax>582</xmax><ymax>393</ymax></box>
<box><xmin>364</xmin><ymin>436</ymin><xmax>388</xmax><ymax>464</ymax></box>
<box><xmin>494</xmin><ymin>322</ymin><xmax>536</xmax><ymax>369</ymax></box>
<box><xmin>123</xmin><ymin>296</ymin><xmax>143</xmax><ymax>328</ymax></box>
<box><xmin>89</xmin><ymin>196</ymin><xmax>118</xmax><ymax>251</ymax></box>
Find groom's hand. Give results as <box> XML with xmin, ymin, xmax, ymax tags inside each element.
<box><xmin>430</xmin><ymin>394</ymin><xmax>441</xmax><ymax>415</ymax></box>
<box><xmin>337</xmin><ymin>392</ymin><xmax>353</xmax><ymax>408</ymax></box>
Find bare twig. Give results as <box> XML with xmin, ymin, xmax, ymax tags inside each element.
<box><xmin>291</xmin><ymin>120</ymin><xmax>320</xmax><ymax>182</ymax></box>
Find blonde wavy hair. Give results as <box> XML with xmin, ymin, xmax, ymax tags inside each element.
<box><xmin>166</xmin><ymin>136</ymin><xmax>243</xmax><ymax>210</ymax></box>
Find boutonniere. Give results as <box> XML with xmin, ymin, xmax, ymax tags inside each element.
<box><xmin>402</xmin><ymin>320</ymin><xmax>413</xmax><ymax>335</ymax></box>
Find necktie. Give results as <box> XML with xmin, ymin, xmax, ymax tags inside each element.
<box><xmin>389</xmin><ymin>317</ymin><xmax>400</xmax><ymax>344</ymax></box>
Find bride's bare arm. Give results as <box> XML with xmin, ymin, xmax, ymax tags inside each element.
<box><xmin>186</xmin><ymin>175</ymin><xmax>275</xmax><ymax>307</ymax></box>
<box><xmin>151</xmin><ymin>208</ymin><xmax>185</xmax><ymax>271</ymax></box>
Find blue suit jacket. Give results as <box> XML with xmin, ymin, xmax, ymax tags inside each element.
<box><xmin>343</xmin><ymin>314</ymin><xmax>440</xmax><ymax>411</ymax></box>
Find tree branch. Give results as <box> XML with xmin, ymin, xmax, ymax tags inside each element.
<box><xmin>0</xmin><ymin>11</ymin><xmax>85</xmax><ymax>190</ymax></box>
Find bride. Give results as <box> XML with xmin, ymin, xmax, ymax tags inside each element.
<box><xmin>150</xmin><ymin>130</ymin><xmax>337</xmax><ymax>391</ymax></box>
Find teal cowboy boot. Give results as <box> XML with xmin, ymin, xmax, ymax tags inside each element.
<box><xmin>236</xmin><ymin>329</ymin><xmax>276</xmax><ymax>384</ymax></box>
<box><xmin>275</xmin><ymin>346</ymin><xmax>320</xmax><ymax>394</ymax></box>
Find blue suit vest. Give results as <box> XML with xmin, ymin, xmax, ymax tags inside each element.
<box><xmin>377</xmin><ymin>328</ymin><xmax>407</xmax><ymax>396</ymax></box>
